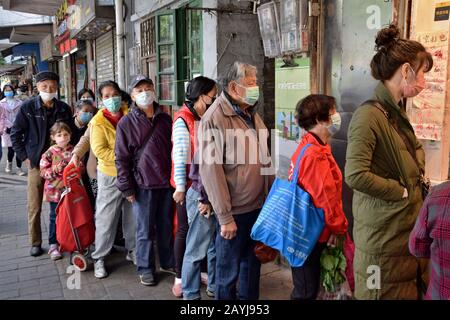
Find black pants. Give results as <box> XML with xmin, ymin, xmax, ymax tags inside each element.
<box><xmin>7</xmin><ymin>147</ymin><xmax>21</xmax><ymax>168</ymax></box>
<box><xmin>174</xmin><ymin>201</ymin><xmax>189</xmax><ymax>279</ymax></box>
<box><xmin>290</xmin><ymin>243</ymin><xmax>326</xmax><ymax>300</ymax></box>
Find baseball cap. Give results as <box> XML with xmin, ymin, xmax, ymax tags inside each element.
<box><xmin>129</xmin><ymin>74</ymin><xmax>154</xmax><ymax>92</ymax></box>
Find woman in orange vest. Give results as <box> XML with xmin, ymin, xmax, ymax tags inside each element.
<box><xmin>171</xmin><ymin>76</ymin><xmax>217</xmax><ymax>297</ymax></box>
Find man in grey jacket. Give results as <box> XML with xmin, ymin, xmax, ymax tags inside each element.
<box><xmin>199</xmin><ymin>62</ymin><xmax>274</xmax><ymax>300</ymax></box>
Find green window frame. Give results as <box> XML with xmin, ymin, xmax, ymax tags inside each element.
<box><xmin>156</xmin><ymin>11</ymin><xmax>177</xmax><ymax>105</ymax></box>
<box><xmin>156</xmin><ymin>1</ymin><xmax>204</xmax><ymax>107</ymax></box>
<box><xmin>188</xmin><ymin>0</ymin><xmax>203</xmax><ymax>79</ymax></box>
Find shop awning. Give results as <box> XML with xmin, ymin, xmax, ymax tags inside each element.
<box><xmin>0</xmin><ymin>0</ymin><xmax>62</xmax><ymax>16</ymax></box>
<box><xmin>9</xmin><ymin>24</ymin><xmax>53</xmax><ymax>43</ymax></box>
<box><xmin>0</xmin><ymin>63</ymin><xmax>25</xmax><ymax>77</ymax></box>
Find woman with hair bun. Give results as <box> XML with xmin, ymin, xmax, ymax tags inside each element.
<box><xmin>345</xmin><ymin>24</ymin><xmax>433</xmax><ymax>299</ymax></box>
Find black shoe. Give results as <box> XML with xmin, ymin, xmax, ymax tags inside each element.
<box><xmin>159</xmin><ymin>266</ymin><xmax>176</xmax><ymax>276</ymax></box>
<box><xmin>30</xmin><ymin>246</ymin><xmax>43</xmax><ymax>257</ymax></box>
<box><xmin>140</xmin><ymin>273</ymin><xmax>157</xmax><ymax>286</ymax></box>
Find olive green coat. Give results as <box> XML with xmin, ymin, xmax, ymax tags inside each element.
<box><xmin>345</xmin><ymin>82</ymin><xmax>427</xmax><ymax>300</ymax></box>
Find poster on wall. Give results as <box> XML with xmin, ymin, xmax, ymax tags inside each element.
<box><xmin>75</xmin><ymin>61</ymin><xmax>86</xmax><ymax>95</ymax></box>
<box><xmin>275</xmin><ymin>58</ymin><xmax>310</xmax><ymax>178</ymax></box>
<box><xmin>408</xmin><ymin>30</ymin><xmax>448</xmax><ymax>141</ymax></box>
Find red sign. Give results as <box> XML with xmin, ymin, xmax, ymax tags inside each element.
<box><xmin>59</xmin><ymin>38</ymin><xmax>77</xmax><ymax>55</ymax></box>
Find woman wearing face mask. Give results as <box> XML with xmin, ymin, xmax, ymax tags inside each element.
<box><xmin>89</xmin><ymin>80</ymin><xmax>136</xmax><ymax>279</ymax></box>
<box><xmin>345</xmin><ymin>24</ymin><xmax>433</xmax><ymax>300</ymax></box>
<box><xmin>78</xmin><ymin>88</ymin><xmax>96</xmax><ymax>106</ymax></box>
<box><xmin>115</xmin><ymin>75</ymin><xmax>175</xmax><ymax>286</ymax></box>
<box><xmin>0</xmin><ymin>84</ymin><xmax>25</xmax><ymax>175</ymax></box>
<box><xmin>170</xmin><ymin>76</ymin><xmax>217</xmax><ymax>297</ymax></box>
<box><xmin>71</xmin><ymin>99</ymin><xmax>98</xmax><ymax>207</ymax></box>
<box><xmin>288</xmin><ymin>94</ymin><xmax>348</xmax><ymax>300</ymax></box>
<box><xmin>72</xmin><ymin>99</ymin><xmax>97</xmax><ymax>144</ymax></box>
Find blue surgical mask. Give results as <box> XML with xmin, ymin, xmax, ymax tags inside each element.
<box><xmin>79</xmin><ymin>112</ymin><xmax>93</xmax><ymax>124</ymax></box>
<box><xmin>4</xmin><ymin>91</ymin><xmax>14</xmax><ymax>99</ymax></box>
<box><xmin>103</xmin><ymin>96</ymin><xmax>121</xmax><ymax>113</ymax></box>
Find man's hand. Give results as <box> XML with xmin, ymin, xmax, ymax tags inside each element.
<box><xmin>173</xmin><ymin>191</ymin><xmax>185</xmax><ymax>205</ymax></box>
<box><xmin>220</xmin><ymin>221</ymin><xmax>237</xmax><ymax>240</ymax></box>
<box><xmin>69</xmin><ymin>154</ymin><xmax>80</xmax><ymax>167</ymax></box>
<box><xmin>126</xmin><ymin>195</ymin><xmax>136</xmax><ymax>203</ymax></box>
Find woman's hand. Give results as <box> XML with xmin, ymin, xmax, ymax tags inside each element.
<box><xmin>126</xmin><ymin>195</ymin><xmax>135</xmax><ymax>203</ymax></box>
<box><xmin>173</xmin><ymin>191</ymin><xmax>185</xmax><ymax>205</ymax></box>
<box><xmin>402</xmin><ymin>188</ymin><xmax>409</xmax><ymax>199</ymax></box>
<box><xmin>327</xmin><ymin>234</ymin><xmax>338</xmax><ymax>248</ymax></box>
<box><xmin>198</xmin><ymin>203</ymin><xmax>212</xmax><ymax>216</ymax></box>
<box><xmin>69</xmin><ymin>154</ymin><xmax>80</xmax><ymax>167</ymax></box>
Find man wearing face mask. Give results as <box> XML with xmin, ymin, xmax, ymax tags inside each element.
<box><xmin>346</xmin><ymin>24</ymin><xmax>433</xmax><ymax>300</ymax></box>
<box><xmin>115</xmin><ymin>75</ymin><xmax>174</xmax><ymax>286</ymax></box>
<box><xmin>11</xmin><ymin>71</ymin><xmax>74</xmax><ymax>257</ymax></box>
<box><xmin>199</xmin><ymin>62</ymin><xmax>274</xmax><ymax>300</ymax></box>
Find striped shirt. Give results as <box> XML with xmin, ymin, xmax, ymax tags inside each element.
<box><xmin>172</xmin><ymin>118</ymin><xmax>191</xmax><ymax>192</ymax></box>
<box><xmin>409</xmin><ymin>181</ymin><xmax>450</xmax><ymax>300</ymax></box>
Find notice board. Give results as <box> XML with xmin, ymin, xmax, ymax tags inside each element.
<box><xmin>409</xmin><ymin>0</ymin><xmax>450</xmax><ymax>183</ymax></box>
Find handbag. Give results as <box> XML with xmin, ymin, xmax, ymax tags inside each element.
<box><xmin>369</xmin><ymin>101</ymin><xmax>431</xmax><ymax>200</ymax></box>
<box><xmin>251</xmin><ymin>144</ymin><xmax>325</xmax><ymax>267</ymax></box>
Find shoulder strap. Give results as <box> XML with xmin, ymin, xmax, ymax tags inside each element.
<box><xmin>292</xmin><ymin>143</ymin><xmax>312</xmax><ymax>183</ymax></box>
<box><xmin>135</xmin><ymin>122</ymin><xmax>156</xmax><ymax>165</ymax></box>
<box><xmin>365</xmin><ymin>100</ymin><xmax>423</xmax><ymax>174</ymax></box>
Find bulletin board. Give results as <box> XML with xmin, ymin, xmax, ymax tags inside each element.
<box><xmin>409</xmin><ymin>0</ymin><xmax>450</xmax><ymax>183</ymax></box>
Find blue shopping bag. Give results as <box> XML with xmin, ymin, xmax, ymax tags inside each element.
<box><xmin>251</xmin><ymin>144</ymin><xmax>325</xmax><ymax>267</ymax></box>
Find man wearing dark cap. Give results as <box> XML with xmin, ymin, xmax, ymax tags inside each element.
<box><xmin>115</xmin><ymin>75</ymin><xmax>175</xmax><ymax>286</ymax></box>
<box><xmin>11</xmin><ymin>71</ymin><xmax>74</xmax><ymax>257</ymax></box>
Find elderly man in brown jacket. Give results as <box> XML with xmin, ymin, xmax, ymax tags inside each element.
<box><xmin>199</xmin><ymin>61</ymin><xmax>274</xmax><ymax>300</ymax></box>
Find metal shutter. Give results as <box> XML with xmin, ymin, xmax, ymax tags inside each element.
<box><xmin>95</xmin><ymin>30</ymin><xmax>115</xmax><ymax>84</ymax></box>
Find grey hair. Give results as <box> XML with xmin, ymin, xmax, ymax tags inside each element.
<box><xmin>219</xmin><ymin>61</ymin><xmax>257</xmax><ymax>90</ymax></box>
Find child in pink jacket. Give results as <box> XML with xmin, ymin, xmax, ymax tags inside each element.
<box><xmin>40</xmin><ymin>122</ymin><xmax>77</xmax><ymax>260</ymax></box>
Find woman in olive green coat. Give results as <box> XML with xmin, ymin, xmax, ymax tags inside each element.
<box><xmin>345</xmin><ymin>25</ymin><xmax>433</xmax><ymax>300</ymax></box>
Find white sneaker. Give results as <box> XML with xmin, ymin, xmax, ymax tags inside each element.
<box><xmin>48</xmin><ymin>244</ymin><xmax>62</xmax><ymax>261</ymax></box>
<box><xmin>94</xmin><ymin>259</ymin><xmax>108</xmax><ymax>279</ymax></box>
<box><xmin>5</xmin><ymin>161</ymin><xmax>12</xmax><ymax>173</ymax></box>
<box><xmin>16</xmin><ymin>168</ymin><xmax>26</xmax><ymax>176</ymax></box>
<box><xmin>126</xmin><ymin>251</ymin><xmax>137</xmax><ymax>265</ymax></box>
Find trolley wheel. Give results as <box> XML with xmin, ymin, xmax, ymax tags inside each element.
<box><xmin>71</xmin><ymin>253</ymin><xmax>88</xmax><ymax>272</ymax></box>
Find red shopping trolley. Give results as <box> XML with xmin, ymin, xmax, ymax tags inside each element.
<box><xmin>56</xmin><ymin>162</ymin><xmax>95</xmax><ymax>271</ymax></box>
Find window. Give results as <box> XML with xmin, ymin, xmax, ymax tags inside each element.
<box><xmin>141</xmin><ymin>16</ymin><xmax>156</xmax><ymax>58</ymax></box>
<box><xmin>157</xmin><ymin>12</ymin><xmax>177</xmax><ymax>104</ymax></box>
<box><xmin>188</xmin><ymin>1</ymin><xmax>203</xmax><ymax>79</ymax></box>
<box><xmin>156</xmin><ymin>1</ymin><xmax>204</xmax><ymax>107</ymax></box>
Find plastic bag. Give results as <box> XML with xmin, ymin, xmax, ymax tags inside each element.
<box><xmin>317</xmin><ymin>275</ymin><xmax>353</xmax><ymax>300</ymax></box>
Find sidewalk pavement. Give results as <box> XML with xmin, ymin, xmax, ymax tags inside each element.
<box><xmin>0</xmin><ymin>148</ymin><xmax>293</xmax><ymax>300</ymax></box>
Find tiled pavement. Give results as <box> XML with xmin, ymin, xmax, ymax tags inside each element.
<box><xmin>0</xmin><ymin>148</ymin><xmax>293</xmax><ymax>300</ymax></box>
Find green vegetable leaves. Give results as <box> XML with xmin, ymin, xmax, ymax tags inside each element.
<box><xmin>320</xmin><ymin>244</ymin><xmax>347</xmax><ymax>293</ymax></box>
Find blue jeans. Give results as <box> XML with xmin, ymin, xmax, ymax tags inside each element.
<box><xmin>182</xmin><ymin>188</ymin><xmax>216</xmax><ymax>300</ymax></box>
<box><xmin>215</xmin><ymin>209</ymin><xmax>261</xmax><ymax>300</ymax></box>
<box><xmin>132</xmin><ymin>188</ymin><xmax>175</xmax><ymax>275</ymax></box>
<box><xmin>49</xmin><ymin>202</ymin><xmax>58</xmax><ymax>245</ymax></box>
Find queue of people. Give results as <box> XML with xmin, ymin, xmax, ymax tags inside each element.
<box><xmin>7</xmin><ymin>23</ymin><xmax>450</xmax><ymax>301</ymax></box>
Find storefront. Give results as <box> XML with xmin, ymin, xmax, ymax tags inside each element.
<box><xmin>70</xmin><ymin>0</ymin><xmax>115</xmax><ymax>97</ymax></box>
<box><xmin>256</xmin><ymin>0</ymin><xmax>450</xmax><ymax>236</ymax></box>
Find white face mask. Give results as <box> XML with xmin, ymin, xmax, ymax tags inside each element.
<box><xmin>135</xmin><ymin>91</ymin><xmax>155</xmax><ymax>108</ymax></box>
<box><xmin>39</xmin><ymin>91</ymin><xmax>57</xmax><ymax>102</ymax></box>
<box><xmin>326</xmin><ymin>112</ymin><xmax>342</xmax><ymax>136</ymax></box>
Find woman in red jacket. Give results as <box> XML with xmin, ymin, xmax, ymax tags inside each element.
<box><xmin>288</xmin><ymin>94</ymin><xmax>348</xmax><ymax>300</ymax></box>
